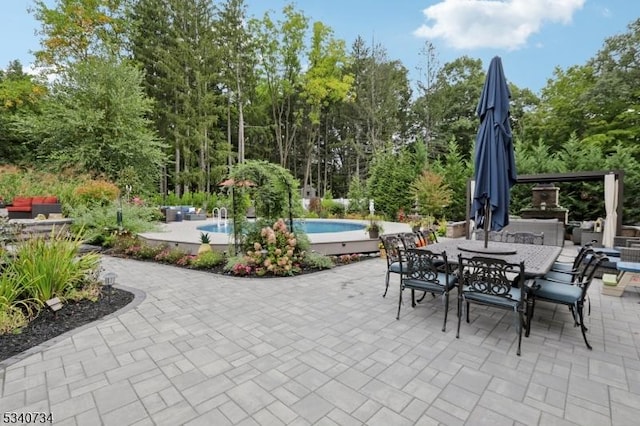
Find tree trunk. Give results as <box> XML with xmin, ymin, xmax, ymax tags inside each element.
<box><xmin>236</xmin><ymin>68</ymin><xmax>245</xmax><ymax>163</ymax></box>
<box><xmin>227</xmin><ymin>96</ymin><xmax>233</xmax><ymax>168</ymax></box>
<box><xmin>174</xmin><ymin>145</ymin><xmax>181</xmax><ymax>198</ymax></box>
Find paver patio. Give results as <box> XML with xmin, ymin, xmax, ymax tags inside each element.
<box><xmin>1</xmin><ymin>244</ymin><xmax>640</xmax><ymax>425</ymax></box>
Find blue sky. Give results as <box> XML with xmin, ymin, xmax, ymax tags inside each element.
<box><xmin>2</xmin><ymin>0</ymin><xmax>638</xmax><ymax>94</ymax></box>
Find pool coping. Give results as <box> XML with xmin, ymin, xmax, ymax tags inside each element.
<box><xmin>138</xmin><ymin>218</ymin><xmax>412</xmax><ymax>255</ymax></box>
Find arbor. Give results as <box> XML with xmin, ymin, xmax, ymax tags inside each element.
<box><xmin>228</xmin><ymin>160</ymin><xmax>301</xmax><ymax>221</ymax></box>
<box><xmin>17</xmin><ymin>57</ymin><xmax>165</xmax><ymax>191</ymax></box>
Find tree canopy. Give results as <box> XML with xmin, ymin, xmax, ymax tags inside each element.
<box><xmin>3</xmin><ymin>2</ymin><xmax>640</xmax><ymax>223</ymax></box>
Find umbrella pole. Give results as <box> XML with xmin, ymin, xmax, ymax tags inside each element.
<box><xmin>484</xmin><ymin>200</ymin><xmax>490</xmax><ymax>248</ymax></box>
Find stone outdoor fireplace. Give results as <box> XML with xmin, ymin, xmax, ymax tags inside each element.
<box><xmin>520</xmin><ymin>183</ymin><xmax>568</xmax><ymax>223</ymax></box>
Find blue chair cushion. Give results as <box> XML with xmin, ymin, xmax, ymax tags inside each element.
<box><xmin>551</xmin><ymin>262</ymin><xmax>575</xmax><ymax>273</ymax></box>
<box><xmin>543</xmin><ymin>270</ymin><xmax>575</xmax><ymax>283</ymax></box>
<box><xmin>404</xmin><ymin>273</ymin><xmax>457</xmax><ymax>292</ymax></box>
<box><xmin>389</xmin><ymin>261</ymin><xmax>408</xmax><ymax>274</ymax></box>
<box><xmin>617</xmin><ymin>261</ymin><xmax>640</xmax><ymax>273</ymax></box>
<box><xmin>462</xmin><ymin>286</ymin><xmax>521</xmax><ymax>309</ymax></box>
<box><xmin>584</xmin><ymin>254</ymin><xmax>619</xmax><ymax>269</ymax></box>
<box><xmin>597</xmin><ymin>248</ymin><xmax>620</xmax><ymax>257</ymax></box>
<box><xmin>533</xmin><ymin>279</ymin><xmax>582</xmax><ymax>305</ymax></box>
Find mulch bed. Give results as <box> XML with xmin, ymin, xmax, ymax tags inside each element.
<box><xmin>105</xmin><ymin>251</ymin><xmax>380</xmax><ymax>278</ymax></box>
<box><xmin>0</xmin><ymin>288</ymin><xmax>134</xmax><ymax>363</ymax></box>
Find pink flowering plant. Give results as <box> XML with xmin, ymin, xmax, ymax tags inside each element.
<box><xmin>243</xmin><ymin>219</ymin><xmax>304</xmax><ymax>276</ymax></box>
<box><xmin>231</xmin><ymin>263</ymin><xmax>252</xmax><ymax>276</ymax></box>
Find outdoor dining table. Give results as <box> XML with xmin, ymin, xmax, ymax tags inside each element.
<box><xmin>422</xmin><ymin>239</ymin><xmax>563</xmax><ymax>277</ymax></box>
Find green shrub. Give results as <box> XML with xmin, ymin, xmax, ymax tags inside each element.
<box><xmin>74</xmin><ymin>179</ymin><xmax>120</xmax><ymax>206</ymax></box>
<box><xmin>111</xmin><ymin>234</ymin><xmax>139</xmax><ymax>253</ymax></box>
<box><xmin>69</xmin><ymin>201</ymin><xmax>161</xmax><ymax>245</ymax></box>
<box><xmin>137</xmin><ymin>242</ymin><xmax>165</xmax><ymax>259</ymax></box>
<box><xmin>0</xmin><ymin>267</ymin><xmax>34</xmax><ymax>333</ymax></box>
<box><xmin>224</xmin><ymin>255</ymin><xmax>248</xmax><ymax>272</ymax></box>
<box><xmin>154</xmin><ymin>247</ymin><xmax>190</xmax><ymax>264</ymax></box>
<box><xmin>12</xmin><ymin>229</ymin><xmax>101</xmax><ymax>303</ymax></box>
<box><xmin>303</xmin><ymin>252</ymin><xmax>335</xmax><ymax>269</ymax></box>
<box><xmin>321</xmin><ymin>192</ymin><xmax>345</xmax><ymax>217</ymax></box>
<box><xmin>296</xmin><ymin>232</ymin><xmax>311</xmax><ymax>252</ymax></box>
<box><xmin>326</xmin><ymin>201</ymin><xmax>346</xmax><ymax>218</ymax></box>
<box><xmin>191</xmin><ymin>250</ymin><xmax>225</xmax><ymax>269</ymax></box>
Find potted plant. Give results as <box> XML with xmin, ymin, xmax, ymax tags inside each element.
<box><xmin>421</xmin><ymin>216</ymin><xmax>435</xmax><ymax>232</ymax></box>
<box><xmin>198</xmin><ymin>232</ymin><xmax>212</xmax><ymax>255</ymax></box>
<box><xmin>365</xmin><ymin>216</ymin><xmax>383</xmax><ymax>239</ymax></box>
<box><xmin>409</xmin><ymin>219</ymin><xmax>422</xmax><ymax>232</ymax></box>
<box><xmin>378</xmin><ymin>241</ymin><xmax>386</xmax><ymax>258</ymax></box>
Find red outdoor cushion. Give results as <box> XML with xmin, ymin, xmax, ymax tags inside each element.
<box><xmin>12</xmin><ymin>197</ymin><xmax>33</xmax><ymax>207</ymax></box>
<box><xmin>31</xmin><ymin>196</ymin><xmax>46</xmax><ymax>204</ymax></box>
<box><xmin>6</xmin><ymin>206</ymin><xmax>31</xmax><ymax>212</ymax></box>
<box><xmin>43</xmin><ymin>196</ymin><xmax>58</xmax><ymax>204</ymax></box>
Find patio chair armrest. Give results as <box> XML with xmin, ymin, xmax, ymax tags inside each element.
<box><xmin>525</xmin><ymin>279</ymin><xmax>538</xmax><ymax>291</ymax></box>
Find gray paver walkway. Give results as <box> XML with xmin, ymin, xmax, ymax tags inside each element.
<box><xmin>2</xmin><ymin>246</ymin><xmax>640</xmax><ymax>425</ymax></box>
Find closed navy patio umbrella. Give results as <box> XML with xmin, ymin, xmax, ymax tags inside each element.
<box><xmin>472</xmin><ymin>56</ymin><xmax>517</xmax><ymax>248</ymax></box>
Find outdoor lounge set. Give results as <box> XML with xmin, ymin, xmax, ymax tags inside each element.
<box><xmin>6</xmin><ymin>195</ymin><xmax>62</xmax><ymax>219</ymax></box>
<box><xmin>161</xmin><ymin>206</ymin><xmax>207</xmax><ymax>222</ymax></box>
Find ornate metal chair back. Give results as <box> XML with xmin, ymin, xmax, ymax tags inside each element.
<box><xmin>458</xmin><ymin>255</ymin><xmax>525</xmax><ymax>298</ymax></box>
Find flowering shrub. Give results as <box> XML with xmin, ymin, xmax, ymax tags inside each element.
<box><xmin>124</xmin><ymin>244</ymin><xmax>142</xmax><ymax>258</ymax></box>
<box><xmin>176</xmin><ymin>255</ymin><xmax>195</xmax><ymax>266</ymax></box>
<box><xmin>154</xmin><ymin>247</ymin><xmax>189</xmax><ymax>264</ymax></box>
<box><xmin>232</xmin><ymin>263</ymin><xmax>252</xmax><ymax>276</ymax></box>
<box><xmin>336</xmin><ymin>253</ymin><xmax>361</xmax><ymax>264</ymax></box>
<box><xmin>243</xmin><ymin>219</ymin><xmax>303</xmax><ymax>276</ymax></box>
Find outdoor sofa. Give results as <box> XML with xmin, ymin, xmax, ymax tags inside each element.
<box><xmin>6</xmin><ymin>196</ymin><xmax>62</xmax><ymax>219</ymax></box>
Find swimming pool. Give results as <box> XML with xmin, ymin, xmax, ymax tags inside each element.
<box><xmin>197</xmin><ymin>219</ymin><xmax>366</xmax><ymax>234</ymax></box>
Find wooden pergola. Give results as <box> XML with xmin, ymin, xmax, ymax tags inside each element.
<box><xmin>466</xmin><ymin>170</ymin><xmax>624</xmax><ymax>237</ymax></box>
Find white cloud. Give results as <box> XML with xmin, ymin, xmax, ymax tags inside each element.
<box><xmin>414</xmin><ymin>0</ymin><xmax>585</xmax><ymax>50</ymax></box>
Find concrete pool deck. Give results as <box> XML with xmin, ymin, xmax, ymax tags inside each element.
<box><xmin>138</xmin><ymin>218</ymin><xmax>413</xmax><ymax>256</ymax></box>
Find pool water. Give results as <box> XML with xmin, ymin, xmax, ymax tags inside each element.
<box><xmin>197</xmin><ymin>220</ymin><xmax>366</xmax><ymax>234</ymax></box>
